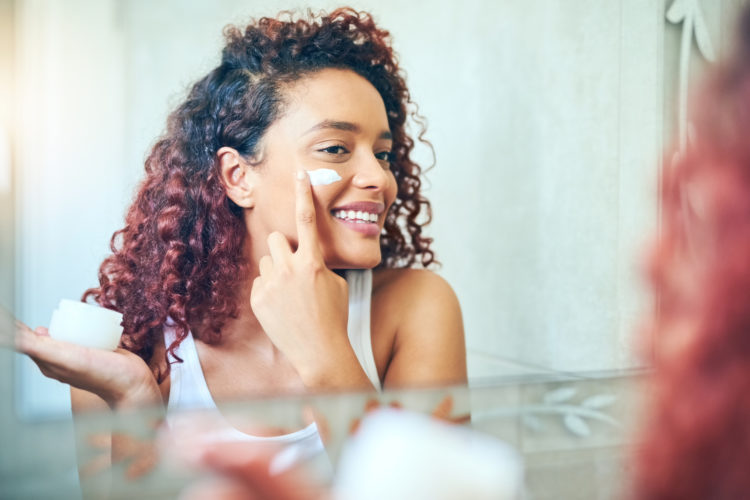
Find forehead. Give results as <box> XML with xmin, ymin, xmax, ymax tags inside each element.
<box><xmin>275</xmin><ymin>68</ymin><xmax>390</xmax><ymax>135</ymax></box>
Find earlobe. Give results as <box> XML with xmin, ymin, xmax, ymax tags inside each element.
<box><xmin>218</xmin><ymin>147</ymin><xmax>255</xmax><ymax>208</ymax></box>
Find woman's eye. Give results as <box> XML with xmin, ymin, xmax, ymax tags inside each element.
<box><xmin>319</xmin><ymin>145</ymin><xmax>349</xmax><ymax>155</ymax></box>
<box><xmin>375</xmin><ymin>151</ymin><xmax>394</xmax><ymax>163</ymax></box>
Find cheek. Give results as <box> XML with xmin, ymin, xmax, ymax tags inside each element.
<box><xmin>385</xmin><ymin>173</ymin><xmax>398</xmax><ymax>208</ymax></box>
<box><xmin>310</xmin><ymin>187</ymin><xmax>336</xmax><ymax>218</ymax></box>
<box><xmin>258</xmin><ymin>178</ymin><xmax>298</xmax><ymax>234</ymax></box>
<box><xmin>311</xmin><ymin>189</ymin><xmax>338</xmax><ymax>237</ymax></box>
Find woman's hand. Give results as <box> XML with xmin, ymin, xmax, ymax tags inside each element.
<box><xmin>250</xmin><ymin>171</ymin><xmax>370</xmax><ymax>390</ymax></box>
<box><xmin>14</xmin><ymin>321</ymin><xmax>161</xmax><ymax>410</ymax></box>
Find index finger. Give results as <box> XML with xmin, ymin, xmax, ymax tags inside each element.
<box><xmin>295</xmin><ymin>170</ymin><xmax>320</xmax><ymax>255</ymax></box>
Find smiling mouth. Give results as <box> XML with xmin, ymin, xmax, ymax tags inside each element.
<box><xmin>332</xmin><ymin>209</ymin><xmax>379</xmax><ymax>223</ymax></box>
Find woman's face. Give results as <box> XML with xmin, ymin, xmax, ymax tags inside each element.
<box><xmin>246</xmin><ymin>68</ymin><xmax>398</xmax><ymax>269</ymax></box>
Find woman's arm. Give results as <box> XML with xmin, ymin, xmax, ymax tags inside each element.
<box><xmin>71</xmin><ymin>386</ymin><xmax>113</xmax><ymax>497</ymax></box>
<box><xmin>71</xmin><ymin>385</ymin><xmax>165</xmax><ymax>497</ymax></box>
<box><xmin>16</xmin><ymin>324</ymin><xmax>160</xmax><ymax>408</ymax></box>
<box><xmin>378</xmin><ymin>269</ymin><xmax>468</xmax><ymax>389</ymax></box>
<box><xmin>16</xmin><ymin>323</ymin><xmax>163</xmax><ymax>496</ymax></box>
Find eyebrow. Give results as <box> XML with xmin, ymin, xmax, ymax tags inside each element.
<box><xmin>303</xmin><ymin>119</ymin><xmax>392</xmax><ymax>140</ymax></box>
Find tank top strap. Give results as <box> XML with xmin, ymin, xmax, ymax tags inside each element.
<box><xmin>345</xmin><ymin>268</ymin><xmax>381</xmax><ymax>391</ymax></box>
<box><xmin>164</xmin><ymin>326</ymin><xmax>215</xmax><ymax>411</ymax></box>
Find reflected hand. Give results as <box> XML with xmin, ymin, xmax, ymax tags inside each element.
<box><xmin>164</xmin><ymin>419</ymin><xmax>328</xmax><ymax>500</ymax></box>
<box><xmin>349</xmin><ymin>395</ymin><xmax>470</xmax><ymax>434</ymax></box>
<box><xmin>14</xmin><ymin>321</ymin><xmax>160</xmax><ymax>409</ymax></box>
<box><xmin>81</xmin><ymin>429</ymin><xmax>159</xmax><ymax>480</ymax></box>
<box><xmin>183</xmin><ymin>442</ymin><xmax>328</xmax><ymax>500</ymax></box>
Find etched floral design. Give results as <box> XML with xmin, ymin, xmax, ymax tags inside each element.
<box><xmin>476</xmin><ymin>385</ymin><xmax>621</xmax><ymax>438</ymax></box>
<box><xmin>530</xmin><ymin>387</ymin><xmax>619</xmax><ymax>437</ymax></box>
<box><xmin>666</xmin><ymin>0</ymin><xmax>716</xmax><ymax>151</ymax></box>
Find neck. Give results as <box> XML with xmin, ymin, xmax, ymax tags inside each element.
<box><xmin>200</xmin><ymin>260</ymin><xmax>279</xmax><ymax>352</ymax></box>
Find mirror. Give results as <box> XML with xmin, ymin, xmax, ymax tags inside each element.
<box><xmin>0</xmin><ymin>0</ymin><xmax>744</xmax><ymax>497</ymax></box>
<box><xmin>9</xmin><ymin>0</ymin><xmax>739</xmax><ymax>402</ymax></box>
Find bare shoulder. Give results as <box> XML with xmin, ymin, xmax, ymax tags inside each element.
<box><xmin>372</xmin><ymin>267</ymin><xmax>462</xmax><ymax>330</ymax></box>
<box><xmin>372</xmin><ymin>268</ymin><xmax>467</xmax><ymax>388</ymax></box>
<box><xmin>373</xmin><ymin>267</ymin><xmax>459</xmax><ymax>304</ymax></box>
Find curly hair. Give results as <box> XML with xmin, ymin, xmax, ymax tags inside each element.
<box><xmin>633</xmin><ymin>7</ymin><xmax>750</xmax><ymax>499</ymax></box>
<box><xmin>83</xmin><ymin>7</ymin><xmax>436</xmax><ymax>375</ymax></box>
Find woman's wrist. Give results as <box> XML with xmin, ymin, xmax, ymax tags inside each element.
<box><xmin>296</xmin><ymin>337</ymin><xmax>376</xmax><ymax>392</ymax></box>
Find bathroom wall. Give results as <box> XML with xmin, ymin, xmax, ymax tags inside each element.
<box><xmin>5</xmin><ymin>0</ymin><xmax>746</xmax><ymax>418</ymax></box>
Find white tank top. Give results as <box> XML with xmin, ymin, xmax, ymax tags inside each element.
<box><xmin>163</xmin><ymin>269</ymin><xmax>380</xmax><ymax>473</ymax></box>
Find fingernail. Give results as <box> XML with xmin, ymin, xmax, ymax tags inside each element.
<box><xmin>296</xmin><ymin>171</ymin><xmax>306</xmax><ymax>181</ymax></box>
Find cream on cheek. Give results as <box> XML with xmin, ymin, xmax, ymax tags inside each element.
<box><xmin>306</xmin><ymin>168</ymin><xmax>342</xmax><ymax>186</ymax></box>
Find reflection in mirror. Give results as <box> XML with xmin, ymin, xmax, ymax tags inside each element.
<box><xmin>3</xmin><ymin>0</ymin><xmax>749</xmax><ymax>499</ymax></box>
<box><xmin>4</xmin><ymin>375</ymin><xmax>642</xmax><ymax>498</ymax></box>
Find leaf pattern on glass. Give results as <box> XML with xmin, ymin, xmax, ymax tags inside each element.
<box><xmin>542</xmin><ymin>387</ymin><xmax>577</xmax><ymax>404</ymax></box>
<box><xmin>505</xmin><ymin>387</ymin><xmax>623</xmax><ymax>438</ymax></box>
<box><xmin>564</xmin><ymin>414</ymin><xmax>591</xmax><ymax>437</ymax></box>
<box><xmin>522</xmin><ymin>414</ymin><xmax>543</xmax><ymax>432</ymax></box>
<box><xmin>580</xmin><ymin>394</ymin><xmax>616</xmax><ymax>409</ymax></box>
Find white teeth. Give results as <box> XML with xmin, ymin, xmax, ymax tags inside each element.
<box><xmin>333</xmin><ymin>209</ymin><xmax>379</xmax><ymax>223</ymax></box>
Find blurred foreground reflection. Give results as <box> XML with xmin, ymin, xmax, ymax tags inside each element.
<box><xmin>2</xmin><ymin>371</ymin><xmax>644</xmax><ymax>499</ymax></box>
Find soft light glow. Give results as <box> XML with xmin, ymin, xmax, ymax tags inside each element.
<box><xmin>0</xmin><ymin>127</ymin><xmax>9</xmax><ymax>195</ymax></box>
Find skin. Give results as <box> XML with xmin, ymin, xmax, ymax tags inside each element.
<box><xmin>179</xmin><ymin>441</ymin><xmax>329</xmax><ymax>500</ymax></box>
<box><xmin>15</xmin><ymin>69</ymin><xmax>467</xmax><ymax>488</ymax></box>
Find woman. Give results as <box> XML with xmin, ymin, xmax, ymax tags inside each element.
<box><xmin>16</xmin><ymin>6</ymin><xmax>466</xmax><ymax>474</ymax></box>
<box><xmin>633</xmin><ymin>5</ymin><xmax>750</xmax><ymax>499</ymax></box>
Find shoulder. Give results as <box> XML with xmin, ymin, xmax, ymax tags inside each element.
<box><xmin>371</xmin><ymin>268</ymin><xmax>467</xmax><ymax>387</ymax></box>
<box><xmin>372</xmin><ymin>268</ymin><xmax>462</xmax><ymax>330</ymax></box>
<box><xmin>372</xmin><ymin>267</ymin><xmax>459</xmax><ymax>304</ymax></box>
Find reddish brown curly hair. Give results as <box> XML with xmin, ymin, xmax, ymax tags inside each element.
<box><xmin>633</xmin><ymin>7</ymin><xmax>750</xmax><ymax>499</ymax></box>
<box><xmin>83</xmin><ymin>8</ymin><xmax>436</xmax><ymax>374</ymax></box>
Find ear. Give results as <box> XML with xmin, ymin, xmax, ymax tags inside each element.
<box><xmin>218</xmin><ymin>147</ymin><xmax>255</xmax><ymax>208</ymax></box>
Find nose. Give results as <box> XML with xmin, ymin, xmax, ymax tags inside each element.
<box><xmin>351</xmin><ymin>151</ymin><xmax>391</xmax><ymax>191</ymax></box>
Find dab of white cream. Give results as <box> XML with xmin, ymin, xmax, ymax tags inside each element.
<box><xmin>306</xmin><ymin>168</ymin><xmax>342</xmax><ymax>186</ymax></box>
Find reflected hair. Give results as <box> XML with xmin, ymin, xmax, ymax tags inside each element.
<box><xmin>83</xmin><ymin>7</ymin><xmax>435</xmax><ymax>376</ymax></box>
<box><xmin>634</xmin><ymin>7</ymin><xmax>750</xmax><ymax>499</ymax></box>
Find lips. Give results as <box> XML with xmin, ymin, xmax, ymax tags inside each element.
<box><xmin>331</xmin><ymin>201</ymin><xmax>384</xmax><ymax>237</ymax></box>
<box><xmin>332</xmin><ymin>209</ymin><xmax>379</xmax><ymax>223</ymax></box>
<box><xmin>331</xmin><ymin>201</ymin><xmax>385</xmax><ymax>214</ymax></box>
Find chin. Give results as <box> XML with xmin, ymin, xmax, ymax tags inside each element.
<box><xmin>327</xmin><ymin>249</ymin><xmax>383</xmax><ymax>270</ymax></box>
